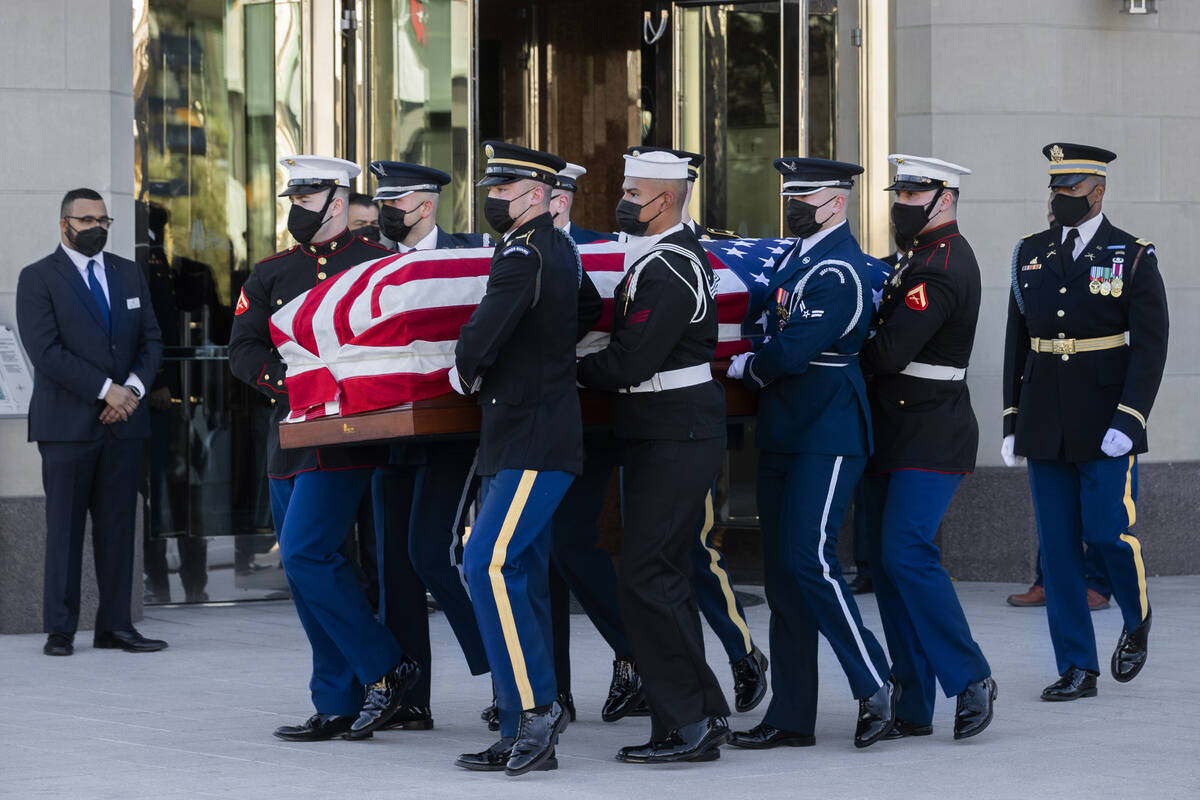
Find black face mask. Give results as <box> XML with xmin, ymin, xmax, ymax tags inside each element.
<box><xmin>484</xmin><ymin>186</ymin><xmax>536</xmax><ymax>235</ymax></box>
<box><xmin>66</xmin><ymin>222</ymin><xmax>108</xmax><ymax>258</ymax></box>
<box><xmin>380</xmin><ymin>204</ymin><xmax>419</xmax><ymax>242</ymax></box>
<box><xmin>615</xmin><ymin>193</ymin><xmax>666</xmax><ymax>237</ymax></box>
<box><xmin>355</xmin><ymin>224</ymin><xmax>381</xmax><ymax>242</ymax></box>
<box><xmin>786</xmin><ymin>196</ymin><xmax>836</xmax><ymax>239</ymax></box>
<box><xmin>287</xmin><ymin>189</ymin><xmax>336</xmax><ymax>244</ymax></box>
<box><xmin>890</xmin><ymin>190</ymin><xmax>943</xmax><ymax>241</ymax></box>
<box><xmin>1050</xmin><ymin>190</ymin><xmax>1094</xmax><ymax>228</ymax></box>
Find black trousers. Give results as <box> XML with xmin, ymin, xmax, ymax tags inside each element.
<box><xmin>39</xmin><ymin>437</ymin><xmax>141</xmax><ymax>634</ymax></box>
<box><xmin>619</xmin><ymin>435</ymin><xmax>729</xmax><ymax>738</ymax></box>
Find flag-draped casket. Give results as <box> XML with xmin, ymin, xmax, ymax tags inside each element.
<box><xmin>270</xmin><ymin>238</ymin><xmax>784</xmax><ymax>439</ymax></box>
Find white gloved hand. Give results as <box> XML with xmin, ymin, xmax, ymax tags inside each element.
<box><xmin>448</xmin><ymin>363</ymin><xmax>467</xmax><ymax>396</ymax></box>
<box><xmin>1101</xmin><ymin>427</ymin><xmax>1133</xmax><ymax>458</ymax></box>
<box><xmin>727</xmin><ymin>352</ymin><xmax>752</xmax><ymax>380</ymax></box>
<box><xmin>1001</xmin><ymin>434</ymin><xmax>1025</xmax><ymax>468</ymax></box>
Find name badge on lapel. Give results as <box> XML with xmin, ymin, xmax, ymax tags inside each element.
<box><xmin>126</xmin><ymin>297</ymin><xmax>141</xmax><ymax>310</ymax></box>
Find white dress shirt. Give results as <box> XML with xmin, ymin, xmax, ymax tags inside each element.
<box><xmin>394</xmin><ymin>225</ymin><xmax>439</xmax><ymax>254</ymax></box>
<box><xmin>1061</xmin><ymin>212</ymin><xmax>1105</xmax><ymax>261</ymax></box>
<box><xmin>62</xmin><ymin>242</ymin><xmax>145</xmax><ymax>401</ymax></box>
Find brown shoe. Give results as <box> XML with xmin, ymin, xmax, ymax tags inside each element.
<box><xmin>1087</xmin><ymin>589</ymin><xmax>1111</xmax><ymax>611</ymax></box>
<box><xmin>1006</xmin><ymin>584</ymin><xmax>1045</xmax><ymax>607</ymax></box>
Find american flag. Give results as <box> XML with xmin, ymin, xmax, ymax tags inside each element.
<box><xmin>270</xmin><ymin>237</ymin><xmax>788</xmax><ymax>422</ymax></box>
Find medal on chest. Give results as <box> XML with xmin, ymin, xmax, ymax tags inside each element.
<box><xmin>1110</xmin><ymin>255</ymin><xmax>1124</xmax><ymax>298</ymax></box>
<box><xmin>775</xmin><ymin>287</ymin><xmax>791</xmax><ymax>330</ymax></box>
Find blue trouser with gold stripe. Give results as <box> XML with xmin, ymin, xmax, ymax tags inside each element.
<box><xmin>463</xmin><ymin>469</ymin><xmax>574</xmax><ymax>738</ymax></box>
<box><xmin>865</xmin><ymin>470</ymin><xmax>991</xmax><ymax>725</ymax></box>
<box><xmin>691</xmin><ymin>487</ymin><xmax>754</xmax><ymax>663</ymax></box>
<box><xmin>1028</xmin><ymin>456</ymin><xmax>1149</xmax><ymax>676</ymax></box>
<box><xmin>758</xmin><ymin>451</ymin><xmax>890</xmax><ymax>734</ymax></box>
<box><xmin>270</xmin><ymin>469</ymin><xmax>406</xmax><ymax>715</ymax></box>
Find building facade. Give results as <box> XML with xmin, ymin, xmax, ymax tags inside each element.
<box><xmin>1</xmin><ymin>1</ymin><xmax>1197</xmax><ymax>612</ymax></box>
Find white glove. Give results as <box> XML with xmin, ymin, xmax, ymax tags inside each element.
<box><xmin>1000</xmin><ymin>435</ymin><xmax>1025</xmax><ymax>468</ymax></box>
<box><xmin>1101</xmin><ymin>428</ymin><xmax>1133</xmax><ymax>458</ymax></box>
<box><xmin>727</xmin><ymin>352</ymin><xmax>752</xmax><ymax>380</ymax></box>
<box><xmin>448</xmin><ymin>363</ymin><xmax>467</xmax><ymax>395</ymax></box>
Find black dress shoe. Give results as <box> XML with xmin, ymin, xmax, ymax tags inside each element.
<box><xmin>954</xmin><ymin>677</ymin><xmax>997</xmax><ymax>740</ymax></box>
<box><xmin>1112</xmin><ymin>607</ymin><xmax>1151</xmax><ymax>683</ymax></box>
<box><xmin>456</xmin><ymin>737</ymin><xmax>517</xmax><ymax>771</ymax></box>
<box><xmin>1041</xmin><ymin>667</ymin><xmax>1098</xmax><ymax>701</ymax></box>
<box><xmin>380</xmin><ymin>704</ymin><xmax>434</xmax><ymax>731</ymax></box>
<box><xmin>482</xmin><ymin>684</ymin><xmax>500</xmax><ymax>731</ymax></box>
<box><xmin>93</xmin><ymin>628</ymin><xmax>168</xmax><ymax>653</ymax></box>
<box><xmin>602</xmin><ymin>658</ymin><xmax>646</xmax><ymax>722</ymax></box>
<box><xmin>634</xmin><ymin>716</ymin><xmax>730</xmax><ymax>764</ymax></box>
<box><xmin>729</xmin><ymin>722</ymin><xmax>814</xmax><ymax>749</ymax></box>
<box><xmin>558</xmin><ymin>690</ymin><xmax>576</xmax><ymax>723</ymax></box>
<box><xmin>731</xmin><ymin>645</ymin><xmax>769</xmax><ymax>713</ymax></box>
<box><xmin>848</xmin><ymin>572</ymin><xmax>874</xmax><ymax>595</ymax></box>
<box><xmin>273</xmin><ymin>714</ymin><xmax>355</xmax><ymax>742</ymax></box>
<box><xmin>855</xmin><ymin>678</ymin><xmax>899</xmax><ymax>748</ymax></box>
<box><xmin>506</xmin><ymin>700</ymin><xmax>567</xmax><ymax>776</ymax></box>
<box><xmin>883</xmin><ymin>718</ymin><xmax>933</xmax><ymax>740</ymax></box>
<box><xmin>347</xmin><ymin>655</ymin><xmax>421</xmax><ymax>739</ymax></box>
<box><xmin>44</xmin><ymin>632</ymin><xmax>74</xmax><ymax>657</ymax></box>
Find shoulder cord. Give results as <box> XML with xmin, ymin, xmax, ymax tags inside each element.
<box><xmin>790</xmin><ymin>258</ymin><xmax>864</xmax><ymax>338</ymax></box>
<box><xmin>1010</xmin><ymin>240</ymin><xmax>1026</xmax><ymax>316</ymax></box>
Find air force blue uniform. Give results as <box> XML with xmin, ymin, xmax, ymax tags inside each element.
<box><xmin>1003</xmin><ymin>145</ymin><xmax>1167</xmax><ymax>678</ymax></box>
<box><xmin>742</xmin><ymin>213</ymin><xmax>890</xmax><ymax>734</ymax></box>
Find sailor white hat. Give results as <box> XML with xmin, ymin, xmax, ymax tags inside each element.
<box><xmin>623</xmin><ymin>150</ymin><xmax>690</xmax><ymax>180</ymax></box>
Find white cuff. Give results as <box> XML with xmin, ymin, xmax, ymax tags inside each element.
<box><xmin>124</xmin><ymin>374</ymin><xmax>145</xmax><ymax>398</ymax></box>
<box><xmin>98</xmin><ymin>377</ymin><xmax>113</xmax><ymax>400</ymax></box>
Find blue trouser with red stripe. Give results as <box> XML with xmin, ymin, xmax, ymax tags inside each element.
<box><xmin>865</xmin><ymin>470</ymin><xmax>991</xmax><ymax>725</ymax></box>
<box><xmin>269</xmin><ymin>469</ymin><xmax>406</xmax><ymax>715</ymax></box>
<box><xmin>463</xmin><ymin>469</ymin><xmax>574</xmax><ymax>738</ymax></box>
<box><xmin>757</xmin><ymin>451</ymin><xmax>890</xmax><ymax>735</ymax></box>
<box><xmin>1027</xmin><ymin>456</ymin><xmax>1149</xmax><ymax>676</ymax></box>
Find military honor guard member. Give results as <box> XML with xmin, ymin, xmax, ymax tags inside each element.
<box><xmin>228</xmin><ymin>156</ymin><xmax>419</xmax><ymax>742</ymax></box>
<box><xmin>727</xmin><ymin>157</ymin><xmax>897</xmax><ymax>750</ymax></box>
<box><xmin>860</xmin><ymin>155</ymin><xmax>996</xmax><ymax>741</ymax></box>
<box><xmin>451</xmin><ymin>142</ymin><xmax>592</xmax><ymax>776</ymax></box>
<box><xmin>550</xmin><ymin>162</ymin><xmax>619</xmax><ymax>244</ymax></box>
<box><xmin>365</xmin><ymin>160</ymin><xmax>492</xmax><ymax>732</ymax></box>
<box><xmin>578</xmin><ymin>149</ymin><xmax>731</xmax><ymax>764</ymax></box>
<box><xmin>1002</xmin><ymin>143</ymin><xmax>1167</xmax><ymax>701</ymax></box>
<box><xmin>627</xmin><ymin>145</ymin><xmax>738</xmax><ymax>240</ymax></box>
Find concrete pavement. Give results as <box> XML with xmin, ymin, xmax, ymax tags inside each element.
<box><xmin>1</xmin><ymin>578</ymin><xmax>1197</xmax><ymax>799</ymax></box>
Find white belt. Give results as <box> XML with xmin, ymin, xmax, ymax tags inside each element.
<box><xmin>899</xmin><ymin>361</ymin><xmax>966</xmax><ymax>381</ymax></box>
<box><xmin>619</xmin><ymin>364</ymin><xmax>712</xmax><ymax>394</ymax></box>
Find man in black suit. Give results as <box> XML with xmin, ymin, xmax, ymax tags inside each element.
<box><xmin>16</xmin><ymin>188</ymin><xmax>167</xmax><ymax>656</ymax></box>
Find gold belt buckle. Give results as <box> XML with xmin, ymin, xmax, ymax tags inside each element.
<box><xmin>1051</xmin><ymin>339</ymin><xmax>1076</xmax><ymax>355</ymax></box>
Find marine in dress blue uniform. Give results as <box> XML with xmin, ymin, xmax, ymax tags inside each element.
<box><xmin>364</xmin><ymin>160</ymin><xmax>491</xmax><ymax>731</ymax></box>
<box><xmin>727</xmin><ymin>157</ymin><xmax>897</xmax><ymax>750</ymax></box>
<box><xmin>452</xmin><ymin>142</ymin><xmax>594</xmax><ymax>776</ymax></box>
<box><xmin>1002</xmin><ymin>143</ymin><xmax>1166</xmax><ymax>701</ymax></box>
<box><xmin>578</xmin><ymin>150</ymin><xmax>730</xmax><ymax>764</ymax></box>
<box><xmin>860</xmin><ymin>155</ymin><xmax>996</xmax><ymax>741</ymax></box>
<box><xmin>228</xmin><ymin>156</ymin><xmax>419</xmax><ymax>742</ymax></box>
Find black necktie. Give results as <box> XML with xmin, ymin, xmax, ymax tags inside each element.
<box><xmin>1064</xmin><ymin>229</ymin><xmax>1080</xmax><ymax>268</ymax></box>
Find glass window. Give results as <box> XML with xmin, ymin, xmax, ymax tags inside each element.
<box><xmin>367</xmin><ymin>0</ymin><xmax>473</xmax><ymax>233</ymax></box>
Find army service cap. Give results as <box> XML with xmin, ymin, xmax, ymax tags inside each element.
<box><xmin>278</xmin><ymin>155</ymin><xmax>360</xmax><ymax>197</ymax></box>
<box><xmin>885</xmin><ymin>154</ymin><xmax>972</xmax><ymax>192</ymax></box>
<box><xmin>1043</xmin><ymin>142</ymin><xmax>1116</xmax><ymax>187</ymax></box>
<box><xmin>478</xmin><ymin>141</ymin><xmax>566</xmax><ymax>186</ymax></box>
<box><xmin>368</xmin><ymin>161</ymin><xmax>451</xmax><ymax>202</ymax></box>
<box><xmin>774</xmin><ymin>157</ymin><xmax>864</xmax><ymax>196</ymax></box>
<box><xmin>555</xmin><ymin>162</ymin><xmax>588</xmax><ymax>192</ymax></box>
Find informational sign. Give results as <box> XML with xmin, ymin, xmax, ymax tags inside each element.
<box><xmin>0</xmin><ymin>326</ymin><xmax>33</xmax><ymax>417</ymax></box>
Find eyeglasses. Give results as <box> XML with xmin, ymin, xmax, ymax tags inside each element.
<box><xmin>63</xmin><ymin>215</ymin><xmax>115</xmax><ymax>228</ymax></box>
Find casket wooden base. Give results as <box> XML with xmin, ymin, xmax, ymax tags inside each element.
<box><xmin>279</xmin><ymin>364</ymin><xmax>757</xmax><ymax>449</ymax></box>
